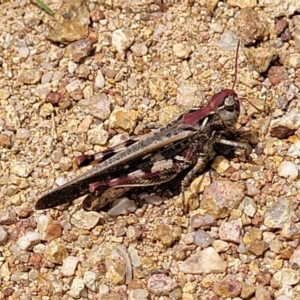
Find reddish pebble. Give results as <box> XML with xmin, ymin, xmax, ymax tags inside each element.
<box><xmin>46</xmin><ymin>92</ymin><xmax>62</xmax><ymax>104</ymax></box>
<box><xmin>90</xmin><ymin>9</ymin><xmax>105</xmax><ymax>22</ymax></box>
<box><xmin>44</xmin><ymin>223</ymin><xmax>63</xmax><ymax>241</ymax></box>
<box><xmin>28</xmin><ymin>253</ymin><xmax>43</xmax><ymax>268</ymax></box>
<box><xmin>274</xmin><ymin>19</ymin><xmax>288</xmax><ymax>35</ymax></box>
<box><xmin>268</xmin><ymin>66</ymin><xmax>288</xmax><ymax>86</ymax></box>
<box><xmin>190</xmin><ymin>214</ymin><xmax>216</xmax><ymax>229</ymax></box>
<box><xmin>147</xmin><ymin>274</ymin><xmax>178</xmax><ymax>296</ymax></box>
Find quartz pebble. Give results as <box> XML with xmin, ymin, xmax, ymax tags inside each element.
<box><xmin>83</xmin><ymin>271</ymin><xmax>99</xmax><ymax>292</ymax></box>
<box><xmin>274</xmin><ymin>268</ymin><xmax>300</xmax><ymax>285</ymax></box>
<box><xmin>70</xmin><ymin>211</ymin><xmax>101</xmax><ymax>230</ymax></box>
<box><xmin>200</xmin><ymin>179</ymin><xmax>245</xmax><ymax>218</ymax></box>
<box><xmin>147</xmin><ymin>274</ymin><xmax>178</xmax><ymax>296</ymax></box>
<box><xmin>264</xmin><ymin>198</ymin><xmax>294</xmax><ymax>229</ymax></box>
<box><xmin>173</xmin><ymin>42</ymin><xmax>192</xmax><ymax>59</ymax></box>
<box><xmin>62</xmin><ymin>256</ymin><xmax>79</xmax><ymax>277</ymax></box>
<box><xmin>179</xmin><ymin>247</ymin><xmax>227</xmax><ymax>274</ymax></box>
<box><xmin>17</xmin><ymin>231</ymin><xmax>41</xmax><ymax>250</ymax></box>
<box><xmin>219</xmin><ymin>219</ymin><xmax>243</xmax><ymax>243</ymax></box>
<box><xmin>0</xmin><ymin>226</ymin><xmax>8</xmax><ymax>244</ymax></box>
<box><xmin>277</xmin><ymin>161</ymin><xmax>298</xmax><ymax>180</ymax></box>
<box><xmin>193</xmin><ymin>230</ymin><xmax>214</xmax><ymax>247</ymax></box>
<box><xmin>87</xmin><ymin>125</ymin><xmax>109</xmax><ymax>145</ymax></box>
<box><xmin>69</xmin><ymin>277</ymin><xmax>86</xmax><ymax>298</ymax></box>
<box><xmin>111</xmin><ymin>28</ymin><xmax>135</xmax><ymax>53</ymax></box>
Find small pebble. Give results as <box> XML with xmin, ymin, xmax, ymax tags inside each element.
<box><xmin>173</xmin><ymin>42</ymin><xmax>192</xmax><ymax>59</ymax></box>
<box><xmin>179</xmin><ymin>247</ymin><xmax>227</xmax><ymax>274</ymax></box>
<box><xmin>0</xmin><ymin>226</ymin><xmax>8</xmax><ymax>244</ymax></box>
<box><xmin>18</xmin><ymin>231</ymin><xmax>41</xmax><ymax>250</ymax></box>
<box><xmin>62</xmin><ymin>256</ymin><xmax>79</xmax><ymax>277</ymax></box>
<box><xmin>70</xmin><ymin>210</ymin><xmax>101</xmax><ymax>230</ymax></box>
<box><xmin>278</xmin><ymin>161</ymin><xmax>298</xmax><ymax>180</ymax></box>
<box><xmin>147</xmin><ymin>274</ymin><xmax>178</xmax><ymax>296</ymax></box>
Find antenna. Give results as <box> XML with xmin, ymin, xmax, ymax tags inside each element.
<box><xmin>232</xmin><ymin>40</ymin><xmax>240</xmax><ymax>90</ymax></box>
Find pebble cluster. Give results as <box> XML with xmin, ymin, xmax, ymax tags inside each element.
<box><xmin>1</xmin><ymin>0</ymin><xmax>300</xmax><ymax>299</ymax></box>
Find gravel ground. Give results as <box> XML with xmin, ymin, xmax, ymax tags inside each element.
<box><xmin>1</xmin><ymin>0</ymin><xmax>300</xmax><ymax>299</ymax></box>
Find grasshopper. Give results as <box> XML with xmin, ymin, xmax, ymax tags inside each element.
<box><xmin>36</xmin><ymin>41</ymin><xmax>249</xmax><ymax>211</ymax></box>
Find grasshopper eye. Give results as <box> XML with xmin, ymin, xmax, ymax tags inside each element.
<box><xmin>224</xmin><ymin>96</ymin><xmax>238</xmax><ymax>111</ymax></box>
<box><xmin>224</xmin><ymin>96</ymin><xmax>236</xmax><ymax>107</ymax></box>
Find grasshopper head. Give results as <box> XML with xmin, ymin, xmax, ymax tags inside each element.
<box><xmin>218</xmin><ymin>95</ymin><xmax>240</xmax><ymax>129</ymax></box>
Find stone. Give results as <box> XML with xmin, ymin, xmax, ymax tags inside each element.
<box><xmin>282</xmin><ymin>222</ymin><xmax>300</xmax><ymax>239</ymax></box>
<box><xmin>290</xmin><ymin>249</ymin><xmax>300</xmax><ymax>267</ymax></box>
<box><xmin>149</xmin><ymin>76</ymin><xmax>166</xmax><ymax>101</ymax></box>
<box><xmin>62</xmin><ymin>256</ymin><xmax>79</xmax><ymax>276</ymax></box>
<box><xmin>106</xmin><ymin>261</ymin><xmax>126</xmax><ymax>285</ymax></box>
<box><xmin>173</xmin><ymin>42</ymin><xmax>192</xmax><ymax>59</ymax></box>
<box><xmin>65</xmin><ymin>39</ymin><xmax>94</xmax><ymax>62</ymax></box>
<box><xmin>79</xmin><ymin>93</ymin><xmax>112</xmax><ymax>121</ymax></box>
<box><xmin>17</xmin><ymin>231</ymin><xmax>41</xmax><ymax>250</ymax></box>
<box><xmin>193</xmin><ymin>230</ymin><xmax>214</xmax><ymax>247</ymax></box>
<box><xmin>248</xmin><ymin>240</ymin><xmax>268</xmax><ymax>256</ymax></box>
<box><xmin>264</xmin><ymin>198</ymin><xmax>294</xmax><ymax>229</ymax></box>
<box><xmin>233</xmin><ymin>8</ymin><xmax>268</xmax><ymax>45</ymax></box>
<box><xmin>181</xmin><ymin>61</ymin><xmax>192</xmax><ymax>79</ymax></box>
<box><xmin>109</xmin><ymin>107</ymin><xmax>138</xmax><ymax>133</ymax></box>
<box><xmin>274</xmin><ymin>268</ymin><xmax>300</xmax><ymax>285</ymax></box>
<box><xmin>244</xmin><ymin>46</ymin><xmax>277</xmax><ymax>73</ymax></box>
<box><xmin>278</xmin><ymin>161</ymin><xmax>298</xmax><ymax>180</ymax></box>
<box><xmin>270</xmin><ymin>111</ymin><xmax>300</xmax><ymax>139</ymax></box>
<box><xmin>218</xmin><ymin>31</ymin><xmax>239</xmax><ymax>51</ymax></box>
<box><xmin>200</xmin><ymin>179</ymin><xmax>245</xmax><ymax>218</ymax></box>
<box><xmin>83</xmin><ymin>271</ymin><xmax>99</xmax><ymax>292</ymax></box>
<box><xmin>214</xmin><ymin>275</ymin><xmax>242</xmax><ymax>298</ymax></box>
<box><xmin>147</xmin><ymin>274</ymin><xmax>178</xmax><ymax>296</ymax></box>
<box><xmin>0</xmin><ymin>226</ymin><xmax>8</xmax><ymax>244</ymax></box>
<box><xmin>77</xmin><ymin>116</ymin><xmax>93</xmax><ymax>133</ymax></box>
<box><xmin>287</xmin><ymin>141</ymin><xmax>300</xmax><ymax>158</ymax></box>
<box><xmin>44</xmin><ymin>240</ymin><xmax>68</xmax><ymax>264</ymax></box>
<box><xmin>69</xmin><ymin>277</ymin><xmax>86</xmax><ymax>298</ymax></box>
<box><xmin>154</xmin><ymin>223</ymin><xmax>181</xmax><ymax>247</ymax></box>
<box><xmin>111</xmin><ymin>28</ymin><xmax>135</xmax><ymax>53</ymax></box>
<box><xmin>95</xmin><ymin>70</ymin><xmax>105</xmax><ymax>89</ymax></box>
<box><xmin>70</xmin><ymin>210</ymin><xmax>101</xmax><ymax>230</ymax></box>
<box><xmin>212</xmin><ymin>156</ymin><xmax>230</xmax><ymax>174</ymax></box>
<box><xmin>219</xmin><ymin>219</ymin><xmax>243</xmax><ymax>243</ymax></box>
<box><xmin>19</xmin><ymin>68</ymin><xmax>42</xmax><ymax>84</ymax></box>
<box><xmin>176</xmin><ymin>84</ymin><xmax>204</xmax><ymax>109</ymax></box>
<box><xmin>87</xmin><ymin>124</ymin><xmax>109</xmax><ymax>146</ymax></box>
<box><xmin>179</xmin><ymin>247</ymin><xmax>227</xmax><ymax>274</ymax></box>
<box><xmin>286</xmin><ymin>53</ymin><xmax>300</xmax><ymax>69</ymax></box>
<box><xmin>268</xmin><ymin>66</ymin><xmax>289</xmax><ymax>85</ymax></box>
<box><xmin>190</xmin><ymin>214</ymin><xmax>216</xmax><ymax>229</ymax></box>
<box><xmin>131</xmin><ymin>43</ymin><xmax>148</xmax><ymax>56</ymax></box>
<box><xmin>47</xmin><ymin>0</ymin><xmax>90</xmax><ymax>44</ymax></box>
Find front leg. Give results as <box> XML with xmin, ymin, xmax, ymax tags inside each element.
<box><xmin>180</xmin><ymin>143</ymin><xmax>217</xmax><ymax>211</ymax></box>
<box><xmin>216</xmin><ymin>138</ymin><xmax>253</xmax><ymax>156</ymax></box>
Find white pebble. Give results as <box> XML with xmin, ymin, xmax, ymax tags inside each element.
<box><xmin>83</xmin><ymin>271</ymin><xmax>99</xmax><ymax>292</ymax></box>
<box><xmin>62</xmin><ymin>256</ymin><xmax>79</xmax><ymax>277</ymax></box>
<box><xmin>95</xmin><ymin>70</ymin><xmax>105</xmax><ymax>88</ymax></box>
<box><xmin>278</xmin><ymin>161</ymin><xmax>298</xmax><ymax>180</ymax></box>
<box><xmin>0</xmin><ymin>226</ymin><xmax>8</xmax><ymax>244</ymax></box>
<box><xmin>17</xmin><ymin>231</ymin><xmax>41</xmax><ymax>250</ymax></box>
